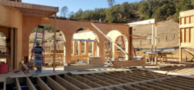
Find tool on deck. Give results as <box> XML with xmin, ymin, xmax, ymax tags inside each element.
<box><xmin>29</xmin><ymin>25</ymin><xmax>45</xmax><ymax>72</ymax></box>
<box><xmin>48</xmin><ymin>40</ymin><xmax>63</xmax><ymax>66</ymax></box>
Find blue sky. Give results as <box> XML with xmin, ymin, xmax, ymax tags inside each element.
<box><xmin>22</xmin><ymin>0</ymin><xmax>141</xmax><ymax>16</ymax></box>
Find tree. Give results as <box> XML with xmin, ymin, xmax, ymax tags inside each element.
<box><xmin>60</xmin><ymin>6</ymin><xmax>68</xmax><ymax>18</ymax></box>
<box><xmin>107</xmin><ymin>0</ymin><xmax>115</xmax><ymax>8</ymax></box>
<box><xmin>74</xmin><ymin>9</ymin><xmax>83</xmax><ymax>19</ymax></box>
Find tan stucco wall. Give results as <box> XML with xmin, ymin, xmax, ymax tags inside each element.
<box><xmin>0</xmin><ymin>5</ymin><xmax>22</xmax><ymax>70</ymax></box>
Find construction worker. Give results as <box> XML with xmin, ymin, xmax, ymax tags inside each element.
<box><xmin>32</xmin><ymin>42</ymin><xmax>44</xmax><ymax>72</ymax></box>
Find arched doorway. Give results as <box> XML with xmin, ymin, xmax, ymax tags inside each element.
<box><xmin>71</xmin><ymin>28</ymin><xmax>99</xmax><ymax>64</ymax></box>
<box><xmin>106</xmin><ymin>30</ymin><xmax>129</xmax><ymax>61</ymax></box>
<box><xmin>29</xmin><ymin>25</ymin><xmax>66</xmax><ymax>66</ymax></box>
<box><xmin>115</xmin><ymin>35</ymin><xmax>128</xmax><ymax>60</ymax></box>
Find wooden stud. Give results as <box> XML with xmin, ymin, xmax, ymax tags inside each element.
<box><xmin>63</xmin><ymin>75</ymin><xmax>92</xmax><ymax>89</ymax></box>
<box><xmin>16</xmin><ymin>78</ymin><xmax>21</xmax><ymax>90</ymax></box>
<box><xmin>53</xmin><ymin>14</ymin><xmax>56</xmax><ymax>72</ymax></box>
<box><xmin>37</xmin><ymin>77</ymin><xmax>51</xmax><ymax>90</ymax></box>
<box><xmin>55</xmin><ymin>75</ymin><xmax>81</xmax><ymax>90</ymax></box>
<box><xmin>47</xmin><ymin>76</ymin><xmax>66</xmax><ymax>90</ymax></box>
<box><xmin>20</xmin><ymin>62</ymin><xmax>29</xmax><ymax>72</ymax></box>
<box><xmin>26</xmin><ymin>77</ymin><xmax>36</xmax><ymax>90</ymax></box>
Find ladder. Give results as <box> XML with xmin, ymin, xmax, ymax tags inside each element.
<box><xmin>48</xmin><ymin>41</ymin><xmax>63</xmax><ymax>66</ymax></box>
<box><xmin>29</xmin><ymin>25</ymin><xmax>45</xmax><ymax>69</ymax></box>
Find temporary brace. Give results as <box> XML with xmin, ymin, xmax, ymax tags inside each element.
<box><xmin>91</xmin><ymin>23</ymin><xmax>162</xmax><ymax>81</ymax></box>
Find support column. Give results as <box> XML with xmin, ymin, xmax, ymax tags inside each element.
<box><xmin>53</xmin><ymin>14</ymin><xmax>56</xmax><ymax>72</ymax></box>
<box><xmin>85</xmin><ymin>41</ymin><xmax>88</xmax><ymax>55</ymax></box>
<box><xmin>151</xmin><ymin>24</ymin><xmax>155</xmax><ymax>64</ymax></box>
<box><xmin>78</xmin><ymin>41</ymin><xmax>82</xmax><ymax>55</ymax></box>
<box><xmin>92</xmin><ymin>41</ymin><xmax>96</xmax><ymax>56</ymax></box>
<box><xmin>128</xmin><ymin>27</ymin><xmax>133</xmax><ymax>60</ymax></box>
<box><xmin>155</xmin><ymin>25</ymin><xmax>157</xmax><ymax>64</ymax></box>
<box><xmin>10</xmin><ymin>28</ymin><xmax>14</xmax><ymax>71</ymax></box>
<box><xmin>72</xmin><ymin>41</ymin><xmax>75</xmax><ymax>56</ymax></box>
<box><xmin>179</xmin><ymin>47</ymin><xmax>182</xmax><ymax>62</ymax></box>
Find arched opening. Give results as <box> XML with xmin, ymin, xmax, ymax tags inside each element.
<box><xmin>0</xmin><ymin>32</ymin><xmax>7</xmax><ymax>63</ymax></box>
<box><xmin>29</xmin><ymin>25</ymin><xmax>66</xmax><ymax>67</ymax></box>
<box><xmin>71</xmin><ymin>28</ymin><xmax>99</xmax><ymax>64</ymax></box>
<box><xmin>106</xmin><ymin>30</ymin><xmax>129</xmax><ymax>61</ymax></box>
<box><xmin>104</xmin><ymin>37</ymin><xmax>113</xmax><ymax>62</ymax></box>
<box><xmin>115</xmin><ymin>35</ymin><xmax>128</xmax><ymax>60</ymax></box>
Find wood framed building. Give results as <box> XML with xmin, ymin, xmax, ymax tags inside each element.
<box><xmin>179</xmin><ymin>9</ymin><xmax>194</xmax><ymax>62</ymax></box>
<box><xmin>0</xmin><ymin>0</ymin><xmax>133</xmax><ymax>71</ymax></box>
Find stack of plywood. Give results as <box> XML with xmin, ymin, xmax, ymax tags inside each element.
<box><xmin>111</xmin><ymin>60</ymin><xmax>145</xmax><ymax>68</ymax></box>
<box><xmin>88</xmin><ymin>57</ymin><xmax>104</xmax><ymax>68</ymax></box>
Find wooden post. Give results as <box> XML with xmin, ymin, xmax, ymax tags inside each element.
<box><xmin>151</xmin><ymin>24</ymin><xmax>154</xmax><ymax>64</ymax></box>
<box><xmin>10</xmin><ymin>28</ymin><xmax>14</xmax><ymax>71</ymax></box>
<box><xmin>155</xmin><ymin>25</ymin><xmax>157</xmax><ymax>64</ymax></box>
<box><xmin>78</xmin><ymin>41</ymin><xmax>82</xmax><ymax>55</ymax></box>
<box><xmin>179</xmin><ymin>47</ymin><xmax>182</xmax><ymax>62</ymax></box>
<box><xmin>86</xmin><ymin>41</ymin><xmax>88</xmax><ymax>55</ymax></box>
<box><xmin>53</xmin><ymin>14</ymin><xmax>56</xmax><ymax>72</ymax></box>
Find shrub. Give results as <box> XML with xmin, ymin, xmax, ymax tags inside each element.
<box><xmin>29</xmin><ymin>39</ymin><xmax>34</xmax><ymax>43</ymax></box>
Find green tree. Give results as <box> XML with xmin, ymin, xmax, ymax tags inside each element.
<box><xmin>60</xmin><ymin>6</ymin><xmax>68</xmax><ymax>18</ymax></box>
<box><xmin>107</xmin><ymin>0</ymin><xmax>115</xmax><ymax>8</ymax></box>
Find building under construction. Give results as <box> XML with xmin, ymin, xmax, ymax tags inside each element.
<box><xmin>1</xmin><ymin>0</ymin><xmax>194</xmax><ymax>90</ymax></box>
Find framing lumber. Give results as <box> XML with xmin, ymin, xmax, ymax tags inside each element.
<box><xmin>37</xmin><ymin>77</ymin><xmax>51</xmax><ymax>90</ymax></box>
<box><xmin>46</xmin><ymin>76</ymin><xmax>66</xmax><ymax>90</ymax></box>
<box><xmin>83</xmin><ymin>75</ymin><xmax>111</xmax><ymax>86</ymax></box>
<box><xmin>55</xmin><ymin>75</ymin><xmax>81</xmax><ymax>90</ymax></box>
<box><xmin>71</xmin><ymin>75</ymin><xmax>102</xmax><ymax>88</ymax></box>
<box><xmin>63</xmin><ymin>74</ymin><xmax>92</xmax><ymax>89</ymax></box>
<box><xmin>53</xmin><ymin>14</ymin><xmax>56</xmax><ymax>72</ymax></box>
<box><xmin>26</xmin><ymin>77</ymin><xmax>36</xmax><ymax>90</ymax></box>
<box><xmin>10</xmin><ymin>28</ymin><xmax>14</xmax><ymax>71</ymax></box>
<box><xmin>20</xmin><ymin>62</ymin><xmax>29</xmax><ymax>72</ymax></box>
<box><xmin>16</xmin><ymin>78</ymin><xmax>21</xmax><ymax>90</ymax></box>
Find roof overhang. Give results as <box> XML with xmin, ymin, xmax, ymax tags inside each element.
<box><xmin>0</xmin><ymin>0</ymin><xmax>58</xmax><ymax>17</ymax></box>
<box><xmin>128</xmin><ymin>19</ymin><xmax>155</xmax><ymax>26</ymax></box>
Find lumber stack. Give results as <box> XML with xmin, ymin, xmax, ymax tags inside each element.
<box><xmin>88</xmin><ymin>57</ymin><xmax>104</xmax><ymax>68</ymax></box>
<box><xmin>71</xmin><ymin>55</ymin><xmax>89</xmax><ymax>64</ymax></box>
<box><xmin>111</xmin><ymin>60</ymin><xmax>146</xmax><ymax>68</ymax></box>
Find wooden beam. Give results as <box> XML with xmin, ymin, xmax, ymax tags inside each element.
<box><xmin>16</xmin><ymin>78</ymin><xmax>21</xmax><ymax>90</ymax></box>
<box><xmin>26</xmin><ymin>77</ymin><xmax>36</xmax><ymax>90</ymax></box>
<box><xmin>55</xmin><ymin>75</ymin><xmax>81</xmax><ymax>90</ymax></box>
<box><xmin>37</xmin><ymin>77</ymin><xmax>51</xmax><ymax>90</ymax></box>
<box><xmin>63</xmin><ymin>75</ymin><xmax>92</xmax><ymax>89</ymax></box>
<box><xmin>10</xmin><ymin>28</ymin><xmax>14</xmax><ymax>71</ymax></box>
<box><xmin>20</xmin><ymin>62</ymin><xmax>29</xmax><ymax>72</ymax></box>
<box><xmin>53</xmin><ymin>14</ymin><xmax>56</xmax><ymax>72</ymax></box>
<box><xmin>47</xmin><ymin>76</ymin><xmax>66</xmax><ymax>90</ymax></box>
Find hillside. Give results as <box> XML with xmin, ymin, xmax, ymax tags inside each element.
<box><xmin>133</xmin><ymin>19</ymin><xmax>179</xmax><ymax>48</ymax></box>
